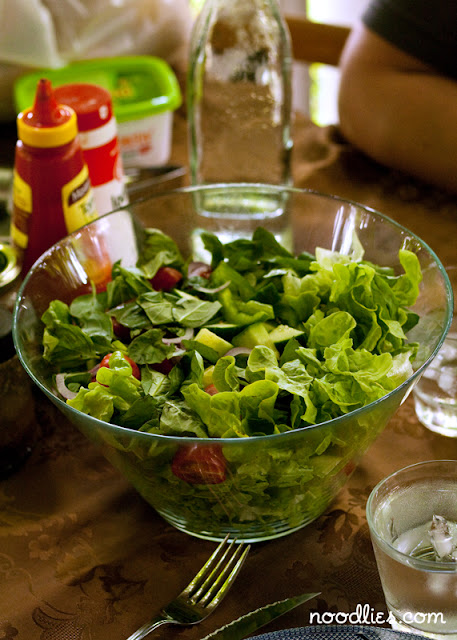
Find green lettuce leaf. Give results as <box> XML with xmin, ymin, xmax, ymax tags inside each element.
<box><xmin>128</xmin><ymin>329</ymin><xmax>176</xmax><ymax>364</ymax></box>
<box><xmin>41</xmin><ymin>300</ymin><xmax>98</xmax><ymax>368</ymax></box>
<box><xmin>173</xmin><ymin>293</ymin><xmax>222</xmax><ymax>327</ymax></box>
<box><xmin>137</xmin><ymin>228</ymin><xmax>184</xmax><ymax>278</ymax></box>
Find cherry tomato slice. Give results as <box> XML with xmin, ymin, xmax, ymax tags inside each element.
<box><xmin>99</xmin><ymin>352</ymin><xmax>140</xmax><ymax>380</ymax></box>
<box><xmin>200</xmin><ymin>268</ymin><xmax>212</xmax><ymax>280</ymax></box>
<box><xmin>111</xmin><ymin>317</ymin><xmax>130</xmax><ymax>341</ymax></box>
<box><xmin>151</xmin><ymin>359</ymin><xmax>175</xmax><ymax>375</ymax></box>
<box><xmin>204</xmin><ymin>384</ymin><xmax>219</xmax><ymax>396</ymax></box>
<box><xmin>150</xmin><ymin>267</ymin><xmax>183</xmax><ymax>292</ymax></box>
<box><xmin>343</xmin><ymin>460</ymin><xmax>356</xmax><ymax>476</ymax></box>
<box><xmin>171</xmin><ymin>444</ymin><xmax>226</xmax><ymax>485</ymax></box>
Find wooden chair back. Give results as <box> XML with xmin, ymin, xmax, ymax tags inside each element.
<box><xmin>285</xmin><ymin>15</ymin><xmax>350</xmax><ymax>66</ymax></box>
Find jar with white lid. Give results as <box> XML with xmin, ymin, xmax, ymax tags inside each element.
<box><xmin>54</xmin><ymin>83</ymin><xmax>129</xmax><ymax>215</ymax></box>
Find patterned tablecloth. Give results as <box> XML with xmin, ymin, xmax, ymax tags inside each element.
<box><xmin>1</xmin><ymin>105</ymin><xmax>457</xmax><ymax>640</ymax></box>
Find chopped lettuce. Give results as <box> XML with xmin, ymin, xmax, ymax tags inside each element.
<box><xmin>41</xmin><ymin>227</ymin><xmax>423</xmax><ymax>535</ymax></box>
<box><xmin>44</xmin><ymin>227</ymin><xmax>421</xmax><ymax>431</ymax></box>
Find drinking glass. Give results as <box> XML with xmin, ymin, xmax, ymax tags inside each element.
<box><xmin>367</xmin><ymin>460</ymin><xmax>457</xmax><ymax>640</ymax></box>
<box><xmin>413</xmin><ymin>266</ymin><xmax>457</xmax><ymax>436</ymax></box>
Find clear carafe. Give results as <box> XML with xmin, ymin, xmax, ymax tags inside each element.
<box><xmin>187</xmin><ymin>0</ymin><xmax>293</xmax><ymax>253</ymax></box>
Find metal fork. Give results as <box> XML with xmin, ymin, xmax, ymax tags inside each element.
<box><xmin>125</xmin><ymin>535</ymin><xmax>251</xmax><ymax>640</ymax></box>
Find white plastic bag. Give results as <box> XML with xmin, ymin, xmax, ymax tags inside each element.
<box><xmin>0</xmin><ymin>0</ymin><xmax>192</xmax><ymax>120</ymax></box>
<box><xmin>43</xmin><ymin>0</ymin><xmax>192</xmax><ymax>67</ymax></box>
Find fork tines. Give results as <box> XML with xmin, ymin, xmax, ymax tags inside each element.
<box><xmin>185</xmin><ymin>535</ymin><xmax>251</xmax><ymax>607</ymax></box>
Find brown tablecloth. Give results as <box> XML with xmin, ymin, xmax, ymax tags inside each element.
<box><xmin>1</xmin><ymin>107</ymin><xmax>457</xmax><ymax>640</ymax></box>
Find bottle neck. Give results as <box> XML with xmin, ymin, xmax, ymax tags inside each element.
<box><xmin>17</xmin><ymin>138</ymin><xmax>78</xmax><ymax>155</ymax></box>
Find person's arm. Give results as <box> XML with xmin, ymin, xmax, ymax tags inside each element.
<box><xmin>338</xmin><ymin>22</ymin><xmax>457</xmax><ymax>193</ymax></box>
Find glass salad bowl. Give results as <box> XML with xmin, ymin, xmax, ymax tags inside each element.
<box><xmin>13</xmin><ymin>185</ymin><xmax>453</xmax><ymax>542</ymax></box>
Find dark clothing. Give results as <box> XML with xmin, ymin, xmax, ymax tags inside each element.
<box><xmin>362</xmin><ymin>0</ymin><xmax>457</xmax><ymax>79</ymax></box>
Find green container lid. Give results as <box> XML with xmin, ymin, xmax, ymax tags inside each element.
<box><xmin>14</xmin><ymin>56</ymin><xmax>182</xmax><ymax>123</ymax></box>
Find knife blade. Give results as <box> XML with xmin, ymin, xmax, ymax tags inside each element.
<box><xmin>200</xmin><ymin>591</ymin><xmax>320</xmax><ymax>640</ymax></box>
<box><xmin>124</xmin><ymin>165</ymin><xmax>186</xmax><ymax>201</ymax></box>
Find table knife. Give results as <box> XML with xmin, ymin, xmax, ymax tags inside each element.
<box><xmin>200</xmin><ymin>591</ymin><xmax>320</xmax><ymax>640</ymax></box>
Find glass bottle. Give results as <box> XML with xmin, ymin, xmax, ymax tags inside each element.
<box><xmin>187</xmin><ymin>0</ymin><xmax>293</xmax><ymax>250</ymax></box>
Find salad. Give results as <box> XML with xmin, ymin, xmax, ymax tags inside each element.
<box><xmin>40</xmin><ymin>227</ymin><xmax>422</xmax><ymax>536</ymax></box>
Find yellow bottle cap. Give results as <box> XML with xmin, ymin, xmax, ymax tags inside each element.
<box><xmin>17</xmin><ymin>78</ymin><xmax>78</xmax><ymax>148</ymax></box>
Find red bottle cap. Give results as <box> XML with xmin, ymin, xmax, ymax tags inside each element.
<box><xmin>17</xmin><ymin>78</ymin><xmax>78</xmax><ymax>148</ymax></box>
<box><xmin>54</xmin><ymin>83</ymin><xmax>114</xmax><ymax>132</ymax></box>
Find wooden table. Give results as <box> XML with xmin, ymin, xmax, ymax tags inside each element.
<box><xmin>1</xmin><ymin>107</ymin><xmax>457</xmax><ymax>640</ymax></box>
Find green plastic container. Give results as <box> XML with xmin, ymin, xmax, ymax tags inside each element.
<box><xmin>14</xmin><ymin>56</ymin><xmax>182</xmax><ymax>167</ymax></box>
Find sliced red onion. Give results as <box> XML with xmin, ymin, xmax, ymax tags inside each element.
<box><xmin>89</xmin><ymin>363</ymin><xmax>100</xmax><ymax>376</ymax></box>
<box><xmin>56</xmin><ymin>373</ymin><xmax>78</xmax><ymax>400</ymax></box>
<box><xmin>162</xmin><ymin>327</ymin><xmax>194</xmax><ymax>345</ymax></box>
<box><xmin>188</xmin><ymin>261</ymin><xmax>211</xmax><ymax>278</ymax></box>
<box><xmin>192</xmin><ymin>281</ymin><xmax>230</xmax><ymax>294</ymax></box>
<box><xmin>224</xmin><ymin>347</ymin><xmax>252</xmax><ymax>357</ymax></box>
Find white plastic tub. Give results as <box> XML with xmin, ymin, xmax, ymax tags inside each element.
<box><xmin>14</xmin><ymin>56</ymin><xmax>182</xmax><ymax>168</ymax></box>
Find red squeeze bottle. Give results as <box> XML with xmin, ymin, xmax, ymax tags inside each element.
<box><xmin>10</xmin><ymin>78</ymin><xmax>99</xmax><ymax>276</ymax></box>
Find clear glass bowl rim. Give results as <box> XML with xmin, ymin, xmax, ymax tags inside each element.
<box><xmin>12</xmin><ymin>183</ymin><xmax>454</xmax><ymax>445</ymax></box>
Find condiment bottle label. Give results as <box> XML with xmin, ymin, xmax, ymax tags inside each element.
<box><xmin>11</xmin><ymin>170</ymin><xmax>32</xmax><ymax>250</ymax></box>
<box><xmin>80</xmin><ymin>121</ymin><xmax>128</xmax><ymax>214</ymax></box>
<box><xmin>62</xmin><ymin>164</ymin><xmax>98</xmax><ymax>233</ymax></box>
